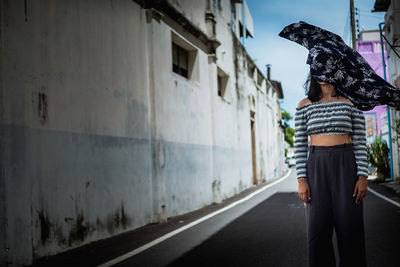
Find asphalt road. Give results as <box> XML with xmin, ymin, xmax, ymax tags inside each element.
<box><xmin>114</xmin><ymin>167</ymin><xmax>400</xmax><ymax>267</ymax></box>
<box><xmin>31</xmin><ymin>167</ymin><xmax>400</xmax><ymax>267</ymax></box>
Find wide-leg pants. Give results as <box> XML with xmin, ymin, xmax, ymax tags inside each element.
<box><xmin>306</xmin><ymin>143</ymin><xmax>367</xmax><ymax>267</ymax></box>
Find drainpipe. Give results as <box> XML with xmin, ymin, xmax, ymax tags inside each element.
<box><xmin>379</xmin><ymin>23</ymin><xmax>387</xmax><ymax>80</ymax></box>
<box><xmin>379</xmin><ymin>22</ymin><xmax>394</xmax><ymax>181</ymax></box>
<box><xmin>386</xmin><ymin>106</ymin><xmax>394</xmax><ymax>181</ymax></box>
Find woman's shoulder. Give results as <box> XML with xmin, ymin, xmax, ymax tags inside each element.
<box><xmin>297</xmin><ymin>98</ymin><xmax>312</xmax><ymax>108</ymax></box>
<box><xmin>297</xmin><ymin>96</ymin><xmax>354</xmax><ymax>108</ymax></box>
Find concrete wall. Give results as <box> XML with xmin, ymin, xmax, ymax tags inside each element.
<box><xmin>0</xmin><ymin>0</ymin><xmax>284</xmax><ymax>265</ymax></box>
<box><xmin>1</xmin><ymin>1</ymin><xmax>154</xmax><ymax>264</ymax></box>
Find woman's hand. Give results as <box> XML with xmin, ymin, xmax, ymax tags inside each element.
<box><xmin>298</xmin><ymin>178</ymin><xmax>311</xmax><ymax>205</ymax></box>
<box><xmin>353</xmin><ymin>176</ymin><xmax>368</xmax><ymax>205</ymax></box>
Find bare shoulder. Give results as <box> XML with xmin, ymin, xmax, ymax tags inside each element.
<box><xmin>297</xmin><ymin>97</ymin><xmax>311</xmax><ymax>108</ymax></box>
<box><xmin>338</xmin><ymin>96</ymin><xmax>354</xmax><ymax>105</ymax></box>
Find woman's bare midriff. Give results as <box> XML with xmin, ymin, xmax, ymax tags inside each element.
<box><xmin>310</xmin><ymin>134</ymin><xmax>352</xmax><ymax>146</ymax></box>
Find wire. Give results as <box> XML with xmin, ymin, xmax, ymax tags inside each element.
<box><xmin>359</xmin><ymin>13</ymin><xmax>384</xmax><ymax>18</ymax></box>
<box><xmin>356</xmin><ymin>9</ymin><xmax>384</xmax><ymax>18</ymax></box>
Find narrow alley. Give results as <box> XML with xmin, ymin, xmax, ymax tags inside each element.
<box><xmin>31</xmin><ymin>167</ymin><xmax>400</xmax><ymax>267</ymax></box>
<box><xmin>1</xmin><ymin>0</ymin><xmax>400</xmax><ymax>266</ymax></box>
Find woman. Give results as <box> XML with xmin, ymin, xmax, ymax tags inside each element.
<box><xmin>295</xmin><ymin>73</ymin><xmax>368</xmax><ymax>267</ymax></box>
<box><xmin>280</xmin><ymin>20</ymin><xmax>400</xmax><ymax>267</ymax></box>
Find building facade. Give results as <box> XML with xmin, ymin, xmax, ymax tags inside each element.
<box><xmin>372</xmin><ymin>0</ymin><xmax>400</xmax><ymax>180</ymax></box>
<box><xmin>0</xmin><ymin>0</ymin><xmax>284</xmax><ymax>265</ymax></box>
<box><xmin>356</xmin><ymin>31</ymin><xmax>397</xmax><ymax>176</ymax></box>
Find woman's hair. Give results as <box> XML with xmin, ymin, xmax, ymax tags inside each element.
<box><xmin>303</xmin><ymin>72</ymin><xmax>343</xmax><ymax>102</ymax></box>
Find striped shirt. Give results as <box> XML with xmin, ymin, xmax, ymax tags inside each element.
<box><xmin>294</xmin><ymin>101</ymin><xmax>368</xmax><ymax>179</ymax></box>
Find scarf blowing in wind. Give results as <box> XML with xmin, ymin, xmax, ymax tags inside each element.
<box><xmin>278</xmin><ymin>21</ymin><xmax>400</xmax><ymax>111</ymax></box>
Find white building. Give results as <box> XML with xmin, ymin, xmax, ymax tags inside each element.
<box><xmin>373</xmin><ymin>0</ymin><xmax>400</xmax><ymax>180</ymax></box>
<box><xmin>0</xmin><ymin>0</ymin><xmax>285</xmax><ymax>265</ymax></box>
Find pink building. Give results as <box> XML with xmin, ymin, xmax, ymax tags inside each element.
<box><xmin>356</xmin><ymin>31</ymin><xmax>389</xmax><ymax>145</ymax></box>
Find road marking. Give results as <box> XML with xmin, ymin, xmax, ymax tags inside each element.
<box><xmin>97</xmin><ymin>169</ymin><xmax>291</xmax><ymax>266</ymax></box>
<box><xmin>368</xmin><ymin>187</ymin><xmax>400</xmax><ymax>208</ymax></box>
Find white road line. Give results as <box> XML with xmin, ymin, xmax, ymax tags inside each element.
<box><xmin>368</xmin><ymin>187</ymin><xmax>400</xmax><ymax>208</ymax></box>
<box><xmin>97</xmin><ymin>169</ymin><xmax>291</xmax><ymax>267</ymax></box>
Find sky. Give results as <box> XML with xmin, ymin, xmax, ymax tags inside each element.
<box><xmin>245</xmin><ymin>0</ymin><xmax>385</xmax><ymax>128</ymax></box>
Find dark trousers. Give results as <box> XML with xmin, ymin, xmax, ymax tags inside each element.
<box><xmin>306</xmin><ymin>143</ymin><xmax>367</xmax><ymax>267</ymax></box>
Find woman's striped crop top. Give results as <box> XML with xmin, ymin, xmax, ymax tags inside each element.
<box><xmin>294</xmin><ymin>101</ymin><xmax>368</xmax><ymax>179</ymax></box>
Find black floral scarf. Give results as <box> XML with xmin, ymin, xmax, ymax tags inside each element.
<box><xmin>279</xmin><ymin>21</ymin><xmax>400</xmax><ymax>111</ymax></box>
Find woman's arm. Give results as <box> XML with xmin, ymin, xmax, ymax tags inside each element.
<box><xmin>295</xmin><ymin>99</ymin><xmax>311</xmax><ymax>204</ymax></box>
<box><xmin>351</xmin><ymin>107</ymin><xmax>369</xmax><ymax>178</ymax></box>
<box><xmin>294</xmin><ymin>101</ymin><xmax>309</xmax><ymax>180</ymax></box>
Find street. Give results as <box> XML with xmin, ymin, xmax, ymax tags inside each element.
<box><xmin>98</xmin><ymin>167</ymin><xmax>400</xmax><ymax>267</ymax></box>
<box><xmin>3</xmin><ymin>1</ymin><xmax>400</xmax><ymax>265</ymax></box>
<box><xmin>29</xmin><ymin>167</ymin><xmax>400</xmax><ymax>267</ymax></box>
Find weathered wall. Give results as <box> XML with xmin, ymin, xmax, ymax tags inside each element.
<box><xmin>0</xmin><ymin>0</ymin><xmax>284</xmax><ymax>265</ymax></box>
<box><xmin>168</xmin><ymin>0</ymin><xmax>208</xmax><ymax>33</ymax></box>
<box><xmin>209</xmin><ymin>4</ymin><xmax>253</xmax><ymax>201</ymax></box>
<box><xmin>149</xmin><ymin>20</ymin><xmax>217</xmax><ymax>217</ymax></box>
<box><xmin>2</xmin><ymin>0</ymin><xmax>154</xmax><ymax>264</ymax></box>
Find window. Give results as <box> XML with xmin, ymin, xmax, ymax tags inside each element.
<box><xmin>239</xmin><ymin>21</ymin><xmax>244</xmax><ymax>38</ymax></box>
<box><xmin>247</xmin><ymin>66</ymin><xmax>255</xmax><ymax>79</ymax></box>
<box><xmin>172</xmin><ymin>43</ymin><xmax>189</xmax><ymax>78</ymax></box>
<box><xmin>257</xmin><ymin>70</ymin><xmax>263</xmax><ymax>87</ymax></box>
<box><xmin>218</xmin><ymin>76</ymin><xmax>224</xmax><ymax>96</ymax></box>
<box><xmin>171</xmin><ymin>31</ymin><xmax>199</xmax><ymax>81</ymax></box>
<box><xmin>217</xmin><ymin>67</ymin><xmax>229</xmax><ymax>99</ymax></box>
<box><xmin>213</xmin><ymin>0</ymin><xmax>222</xmax><ymax>11</ymax></box>
<box><xmin>231</xmin><ymin>3</ymin><xmax>236</xmax><ymax>32</ymax></box>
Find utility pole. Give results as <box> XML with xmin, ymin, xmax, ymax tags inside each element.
<box><xmin>350</xmin><ymin>0</ymin><xmax>356</xmax><ymax>49</ymax></box>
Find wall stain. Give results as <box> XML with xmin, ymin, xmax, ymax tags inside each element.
<box><xmin>120</xmin><ymin>205</ymin><xmax>130</xmax><ymax>228</ymax></box>
<box><xmin>24</xmin><ymin>0</ymin><xmax>28</xmax><ymax>22</ymax></box>
<box><xmin>212</xmin><ymin>179</ymin><xmax>222</xmax><ymax>204</ymax></box>
<box><xmin>38</xmin><ymin>210</ymin><xmax>50</xmax><ymax>245</ymax></box>
<box><xmin>106</xmin><ymin>204</ymin><xmax>132</xmax><ymax>234</ymax></box>
<box><xmin>35</xmin><ymin>206</ymin><xmax>133</xmax><ymax>252</ymax></box>
<box><xmin>38</xmin><ymin>91</ymin><xmax>48</xmax><ymax>125</ymax></box>
<box><xmin>68</xmin><ymin>213</ymin><xmax>89</xmax><ymax>246</ymax></box>
<box><xmin>233</xmin><ymin>37</ymin><xmax>242</xmax><ymax>105</ymax></box>
<box><xmin>238</xmin><ymin>180</ymin><xmax>244</xmax><ymax>192</ymax></box>
<box><xmin>54</xmin><ymin>225</ymin><xmax>67</xmax><ymax>246</ymax></box>
<box><xmin>64</xmin><ymin>217</ymin><xmax>73</xmax><ymax>223</ymax></box>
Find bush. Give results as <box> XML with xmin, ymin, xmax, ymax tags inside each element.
<box><xmin>366</xmin><ymin>136</ymin><xmax>390</xmax><ymax>180</ymax></box>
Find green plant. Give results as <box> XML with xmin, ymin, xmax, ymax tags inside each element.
<box><xmin>367</xmin><ymin>136</ymin><xmax>390</xmax><ymax>179</ymax></box>
<box><xmin>280</xmin><ymin>108</ymin><xmax>295</xmax><ymax>147</ymax></box>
